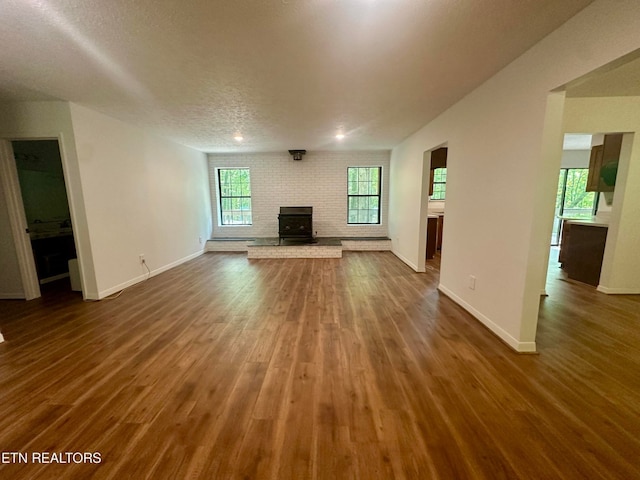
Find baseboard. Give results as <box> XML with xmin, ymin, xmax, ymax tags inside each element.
<box><xmin>597</xmin><ymin>285</ymin><xmax>640</xmax><ymax>294</ymax></box>
<box><xmin>391</xmin><ymin>249</ymin><xmax>420</xmax><ymax>272</ymax></box>
<box><xmin>97</xmin><ymin>273</ymin><xmax>149</xmax><ymax>299</ymax></box>
<box><xmin>83</xmin><ymin>291</ymin><xmax>100</xmax><ymax>301</ymax></box>
<box><xmin>0</xmin><ymin>293</ymin><xmax>26</xmax><ymax>299</ymax></box>
<box><xmin>438</xmin><ymin>284</ymin><xmax>537</xmax><ymax>353</ymax></box>
<box><xmin>97</xmin><ymin>249</ymin><xmax>205</xmax><ymax>299</ymax></box>
<box><xmin>149</xmin><ymin>249</ymin><xmax>205</xmax><ymax>277</ymax></box>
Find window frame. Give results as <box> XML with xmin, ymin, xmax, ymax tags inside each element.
<box><xmin>347</xmin><ymin>166</ymin><xmax>382</xmax><ymax>225</ymax></box>
<box><xmin>431</xmin><ymin>167</ymin><xmax>447</xmax><ymax>200</ymax></box>
<box><xmin>216</xmin><ymin>167</ymin><xmax>253</xmax><ymax>226</ymax></box>
<box><xmin>551</xmin><ymin>167</ymin><xmax>598</xmax><ymax>245</ymax></box>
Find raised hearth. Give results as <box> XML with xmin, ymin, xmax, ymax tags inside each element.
<box><xmin>247</xmin><ymin>237</ymin><xmax>342</xmax><ymax>259</ymax></box>
<box><xmin>207</xmin><ymin>237</ymin><xmax>391</xmax><ymax>255</ymax></box>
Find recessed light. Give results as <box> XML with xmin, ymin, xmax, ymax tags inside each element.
<box><xmin>234</xmin><ymin>135</ymin><xmax>243</xmax><ymax>141</ymax></box>
<box><xmin>335</xmin><ymin>133</ymin><xmax>345</xmax><ymax>140</ymax></box>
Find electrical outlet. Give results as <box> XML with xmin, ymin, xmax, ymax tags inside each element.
<box><xmin>468</xmin><ymin>275</ymin><xmax>476</xmax><ymax>290</ymax></box>
<box><xmin>199</xmin><ymin>236</ymin><xmax>203</xmax><ymax>244</ymax></box>
<box><xmin>139</xmin><ymin>254</ymin><xmax>145</xmax><ymax>264</ymax></box>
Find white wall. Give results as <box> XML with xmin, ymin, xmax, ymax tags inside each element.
<box><xmin>69</xmin><ymin>104</ymin><xmax>212</xmax><ymax>298</ymax></box>
<box><xmin>427</xmin><ymin>200</ymin><xmax>445</xmax><ymax>213</ymax></box>
<box><xmin>0</xmin><ymin>101</ymin><xmax>98</xmax><ymax>297</ymax></box>
<box><xmin>208</xmin><ymin>151</ymin><xmax>390</xmax><ymax>238</ymax></box>
<box><xmin>0</xmin><ymin>101</ymin><xmax>211</xmax><ymax>300</ymax></box>
<box><xmin>563</xmin><ymin>96</ymin><xmax>640</xmax><ymax>294</ymax></box>
<box><xmin>388</xmin><ymin>0</ymin><xmax>640</xmax><ymax>351</ymax></box>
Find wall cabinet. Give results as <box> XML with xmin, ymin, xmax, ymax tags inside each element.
<box><xmin>586</xmin><ymin>133</ymin><xmax>622</xmax><ymax>192</ymax></box>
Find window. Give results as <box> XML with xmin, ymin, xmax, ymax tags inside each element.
<box><xmin>347</xmin><ymin>167</ymin><xmax>381</xmax><ymax>224</ymax></box>
<box><xmin>217</xmin><ymin>168</ymin><xmax>252</xmax><ymax>225</ymax></box>
<box><xmin>551</xmin><ymin>168</ymin><xmax>597</xmax><ymax>245</ymax></box>
<box><xmin>431</xmin><ymin>167</ymin><xmax>446</xmax><ymax>200</ymax></box>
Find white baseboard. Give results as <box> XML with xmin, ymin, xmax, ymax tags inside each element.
<box><xmin>149</xmin><ymin>249</ymin><xmax>205</xmax><ymax>277</ymax></box>
<box><xmin>0</xmin><ymin>293</ymin><xmax>26</xmax><ymax>299</ymax></box>
<box><xmin>597</xmin><ymin>285</ymin><xmax>640</xmax><ymax>295</ymax></box>
<box><xmin>83</xmin><ymin>291</ymin><xmax>100</xmax><ymax>301</ymax></box>
<box><xmin>391</xmin><ymin>249</ymin><xmax>420</xmax><ymax>272</ymax></box>
<box><xmin>438</xmin><ymin>284</ymin><xmax>537</xmax><ymax>353</ymax></box>
<box><xmin>97</xmin><ymin>249</ymin><xmax>205</xmax><ymax>299</ymax></box>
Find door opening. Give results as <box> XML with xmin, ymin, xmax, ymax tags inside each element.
<box><xmin>11</xmin><ymin>140</ymin><xmax>79</xmax><ymax>294</ymax></box>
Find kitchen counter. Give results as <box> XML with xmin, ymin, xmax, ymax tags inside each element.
<box><xmin>30</xmin><ymin>228</ymin><xmax>73</xmax><ymax>240</ymax></box>
<box><xmin>560</xmin><ymin>216</ymin><xmax>609</xmax><ymax>228</ymax></box>
<box><xmin>28</xmin><ymin>220</ymin><xmax>73</xmax><ymax>240</ymax></box>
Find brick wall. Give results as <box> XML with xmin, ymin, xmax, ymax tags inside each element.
<box><xmin>208</xmin><ymin>151</ymin><xmax>390</xmax><ymax>238</ymax></box>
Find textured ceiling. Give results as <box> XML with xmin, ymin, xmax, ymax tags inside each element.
<box><xmin>0</xmin><ymin>0</ymin><xmax>594</xmax><ymax>153</ymax></box>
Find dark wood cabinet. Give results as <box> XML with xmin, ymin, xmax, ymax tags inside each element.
<box><xmin>426</xmin><ymin>214</ymin><xmax>445</xmax><ymax>260</ymax></box>
<box><xmin>559</xmin><ymin>220</ymin><xmax>571</xmax><ymax>265</ymax></box>
<box><xmin>560</xmin><ymin>220</ymin><xmax>608</xmax><ymax>287</ymax></box>
<box><xmin>436</xmin><ymin>214</ymin><xmax>444</xmax><ymax>251</ymax></box>
<box><xmin>426</xmin><ymin>216</ymin><xmax>437</xmax><ymax>259</ymax></box>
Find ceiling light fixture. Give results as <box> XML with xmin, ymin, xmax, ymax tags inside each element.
<box><xmin>288</xmin><ymin>149</ymin><xmax>306</xmax><ymax>161</ymax></box>
<box><xmin>335</xmin><ymin>133</ymin><xmax>345</xmax><ymax>140</ymax></box>
<box><xmin>234</xmin><ymin>134</ymin><xmax>243</xmax><ymax>141</ymax></box>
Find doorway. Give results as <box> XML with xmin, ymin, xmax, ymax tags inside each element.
<box><xmin>11</xmin><ymin>140</ymin><xmax>78</xmax><ymax>295</ymax></box>
<box><xmin>426</xmin><ymin>147</ymin><xmax>447</xmax><ymax>263</ymax></box>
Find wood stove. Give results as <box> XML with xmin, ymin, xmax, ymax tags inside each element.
<box><xmin>278</xmin><ymin>206</ymin><xmax>313</xmax><ymax>244</ymax></box>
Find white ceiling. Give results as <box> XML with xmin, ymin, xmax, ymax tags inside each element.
<box><xmin>0</xmin><ymin>0</ymin><xmax>594</xmax><ymax>153</ymax></box>
<box><xmin>565</xmin><ymin>51</ymin><xmax>640</xmax><ymax>98</ymax></box>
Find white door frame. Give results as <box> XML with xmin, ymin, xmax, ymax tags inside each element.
<box><xmin>0</xmin><ymin>139</ymin><xmax>41</xmax><ymax>300</ymax></box>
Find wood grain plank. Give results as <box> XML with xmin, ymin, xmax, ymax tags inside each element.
<box><xmin>0</xmin><ymin>251</ymin><xmax>638</xmax><ymax>479</ymax></box>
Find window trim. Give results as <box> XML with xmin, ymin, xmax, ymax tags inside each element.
<box><xmin>347</xmin><ymin>166</ymin><xmax>382</xmax><ymax>225</ymax></box>
<box><xmin>217</xmin><ymin>167</ymin><xmax>252</xmax><ymax>226</ymax></box>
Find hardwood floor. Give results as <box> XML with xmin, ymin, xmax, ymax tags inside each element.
<box><xmin>0</xmin><ymin>251</ymin><xmax>639</xmax><ymax>479</ymax></box>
